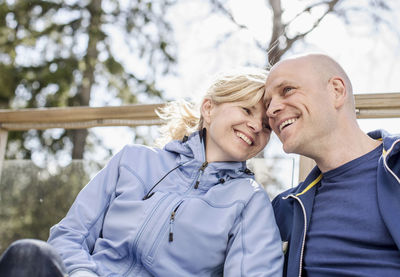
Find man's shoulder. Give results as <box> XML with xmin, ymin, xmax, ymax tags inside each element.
<box><xmin>271</xmin><ymin>184</ymin><xmax>302</xmax><ymax>215</ymax></box>
<box><xmin>368</xmin><ymin>129</ymin><xmax>400</xmax><ymax>142</ymax></box>
<box><xmin>273</xmin><ymin>186</ymin><xmax>299</xmax><ymax>201</ymax></box>
<box><xmin>368</xmin><ymin>129</ymin><xmax>400</xmax><ymax>156</ymax></box>
<box><xmin>271</xmin><ymin>185</ymin><xmax>301</xmax><ymax>238</ymax></box>
<box><xmin>272</xmin><ymin>167</ymin><xmax>322</xmax><ymax>211</ymax></box>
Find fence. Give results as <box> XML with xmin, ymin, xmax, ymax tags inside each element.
<box><xmin>1</xmin><ymin>93</ymin><xmax>400</xmax><ymax>182</ymax></box>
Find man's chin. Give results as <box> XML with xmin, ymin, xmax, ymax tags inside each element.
<box><xmin>282</xmin><ymin>143</ymin><xmax>297</xmax><ymax>154</ymax></box>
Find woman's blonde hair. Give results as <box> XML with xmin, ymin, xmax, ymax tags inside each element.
<box><xmin>155</xmin><ymin>68</ymin><xmax>268</xmax><ymax>147</ymax></box>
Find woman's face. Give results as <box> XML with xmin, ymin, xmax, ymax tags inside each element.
<box><xmin>201</xmin><ymin>98</ymin><xmax>271</xmax><ymax>162</ymax></box>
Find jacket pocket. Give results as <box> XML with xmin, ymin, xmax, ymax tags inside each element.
<box><xmin>145</xmin><ymin>200</ymin><xmax>184</xmax><ymax>264</ymax></box>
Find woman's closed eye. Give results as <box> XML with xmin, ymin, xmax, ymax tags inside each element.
<box><xmin>242</xmin><ymin>107</ymin><xmax>251</xmax><ymax>114</ymax></box>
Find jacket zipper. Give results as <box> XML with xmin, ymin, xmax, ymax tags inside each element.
<box><xmin>194</xmin><ymin>161</ymin><xmax>208</xmax><ymax>189</ymax></box>
<box><xmin>169</xmin><ymin>162</ymin><xmax>208</xmax><ymax>242</ymax></box>
<box><xmin>146</xmin><ymin>162</ymin><xmax>209</xmax><ymax>261</ymax></box>
<box><xmin>284</xmin><ymin>194</ymin><xmax>308</xmax><ymax>277</ymax></box>
<box><xmin>169</xmin><ymin>201</ymin><xmax>183</xmax><ymax>242</ymax></box>
<box><xmin>383</xmin><ymin>139</ymin><xmax>400</xmax><ymax>184</ymax></box>
<box><xmin>125</xmin><ymin>193</ymin><xmax>171</xmax><ymax>275</ymax></box>
<box><xmin>146</xmin><ymin>200</ymin><xmax>183</xmax><ymax>263</ymax></box>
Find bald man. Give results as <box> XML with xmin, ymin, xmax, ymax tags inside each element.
<box><xmin>265</xmin><ymin>54</ymin><xmax>400</xmax><ymax>277</ymax></box>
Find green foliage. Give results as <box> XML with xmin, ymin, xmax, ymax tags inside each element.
<box><xmin>0</xmin><ymin>64</ymin><xmax>18</xmax><ymax>107</ymax></box>
<box><xmin>0</xmin><ymin>0</ymin><xmax>177</xmax><ymax>159</ymax></box>
<box><xmin>0</xmin><ymin>160</ymin><xmax>97</xmax><ymax>252</ymax></box>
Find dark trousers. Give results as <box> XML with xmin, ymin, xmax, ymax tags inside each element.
<box><xmin>0</xmin><ymin>239</ymin><xmax>67</xmax><ymax>277</ymax></box>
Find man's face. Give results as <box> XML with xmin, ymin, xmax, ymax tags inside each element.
<box><xmin>264</xmin><ymin>58</ymin><xmax>335</xmax><ymax>156</ymax></box>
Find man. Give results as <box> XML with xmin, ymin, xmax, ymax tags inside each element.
<box><xmin>265</xmin><ymin>53</ymin><xmax>400</xmax><ymax>276</ymax></box>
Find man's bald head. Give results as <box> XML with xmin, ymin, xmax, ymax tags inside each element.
<box><xmin>268</xmin><ymin>53</ymin><xmax>355</xmax><ymax>109</ymax></box>
<box><xmin>273</xmin><ymin>54</ymin><xmax>352</xmax><ymax>91</ymax></box>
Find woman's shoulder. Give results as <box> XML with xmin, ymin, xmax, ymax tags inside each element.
<box><xmin>221</xmin><ymin>177</ymin><xmax>269</xmax><ymax>204</ymax></box>
<box><xmin>118</xmin><ymin>144</ymin><xmax>175</xmax><ymax>168</ymax></box>
<box><xmin>121</xmin><ymin>143</ymin><xmax>161</xmax><ymax>154</ymax></box>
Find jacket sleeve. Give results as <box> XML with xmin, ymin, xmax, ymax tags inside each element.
<box><xmin>223</xmin><ymin>186</ymin><xmax>284</xmax><ymax>276</ymax></box>
<box><xmin>47</xmin><ymin>146</ymin><xmax>130</xmax><ymax>276</ymax></box>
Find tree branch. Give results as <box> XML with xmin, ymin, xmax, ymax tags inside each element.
<box><xmin>268</xmin><ymin>0</ymin><xmax>341</xmax><ymax>64</ymax></box>
<box><xmin>209</xmin><ymin>0</ymin><xmax>247</xmax><ymax>29</ymax></box>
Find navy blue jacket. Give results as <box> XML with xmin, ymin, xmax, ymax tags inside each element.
<box><xmin>272</xmin><ymin>130</ymin><xmax>400</xmax><ymax>277</ymax></box>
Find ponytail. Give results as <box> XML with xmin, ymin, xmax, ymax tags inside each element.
<box><xmin>155</xmin><ymin>99</ymin><xmax>200</xmax><ymax>147</ymax></box>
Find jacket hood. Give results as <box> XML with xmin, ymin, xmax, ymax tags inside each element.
<box><xmin>163</xmin><ymin>130</ymin><xmax>254</xmax><ymax>185</ymax></box>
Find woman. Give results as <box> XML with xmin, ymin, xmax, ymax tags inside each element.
<box><xmin>1</xmin><ymin>68</ymin><xmax>283</xmax><ymax>277</ymax></box>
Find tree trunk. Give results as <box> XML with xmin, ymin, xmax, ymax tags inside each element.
<box><xmin>71</xmin><ymin>129</ymin><xmax>88</xmax><ymax>159</ymax></box>
<box><xmin>71</xmin><ymin>0</ymin><xmax>102</xmax><ymax>159</ymax></box>
<box><xmin>267</xmin><ymin>0</ymin><xmax>284</xmax><ymax>66</ymax></box>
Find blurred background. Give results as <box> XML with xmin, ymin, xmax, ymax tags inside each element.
<box><xmin>0</xmin><ymin>0</ymin><xmax>400</xmax><ymax>251</ymax></box>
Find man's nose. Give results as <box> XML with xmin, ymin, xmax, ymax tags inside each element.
<box><xmin>266</xmin><ymin>98</ymin><xmax>283</xmax><ymax>118</ymax></box>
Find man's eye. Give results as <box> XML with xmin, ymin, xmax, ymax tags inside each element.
<box><xmin>283</xmin><ymin>87</ymin><xmax>294</xmax><ymax>94</ymax></box>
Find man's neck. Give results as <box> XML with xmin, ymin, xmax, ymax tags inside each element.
<box><xmin>313</xmin><ymin>129</ymin><xmax>382</xmax><ymax>173</ymax></box>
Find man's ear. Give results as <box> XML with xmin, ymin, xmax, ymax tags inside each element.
<box><xmin>201</xmin><ymin>98</ymin><xmax>213</xmax><ymax>125</ymax></box>
<box><xmin>329</xmin><ymin>77</ymin><xmax>347</xmax><ymax>109</ymax></box>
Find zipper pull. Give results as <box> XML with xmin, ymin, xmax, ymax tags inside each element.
<box><xmin>169</xmin><ymin>211</ymin><xmax>175</xmax><ymax>242</ymax></box>
<box><xmin>200</xmin><ymin>161</ymin><xmax>208</xmax><ymax>171</ymax></box>
<box><xmin>168</xmin><ymin>202</ymin><xmax>183</xmax><ymax>242</ymax></box>
<box><xmin>195</xmin><ymin>162</ymin><xmax>208</xmax><ymax>189</ymax></box>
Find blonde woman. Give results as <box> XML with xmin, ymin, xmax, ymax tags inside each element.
<box><xmin>0</xmin><ymin>68</ymin><xmax>283</xmax><ymax>277</ymax></box>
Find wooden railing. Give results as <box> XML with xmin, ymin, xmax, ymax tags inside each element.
<box><xmin>0</xmin><ymin>103</ymin><xmax>164</xmax><ymax>131</ymax></box>
<box><xmin>1</xmin><ymin>93</ymin><xmax>400</xmax><ymax>182</ymax></box>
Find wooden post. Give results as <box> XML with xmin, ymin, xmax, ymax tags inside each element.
<box><xmin>0</xmin><ymin>129</ymin><xmax>8</xmax><ymax>182</ymax></box>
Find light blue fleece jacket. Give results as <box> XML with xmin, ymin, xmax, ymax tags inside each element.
<box><xmin>48</xmin><ymin>131</ymin><xmax>283</xmax><ymax>277</ymax></box>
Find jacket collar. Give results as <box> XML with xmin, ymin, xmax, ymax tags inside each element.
<box><xmin>290</xmin><ymin>129</ymin><xmax>394</xmax><ymax>198</ymax></box>
<box><xmin>163</xmin><ymin>131</ymin><xmax>254</xmax><ymax>188</ymax></box>
<box><xmin>368</xmin><ymin>129</ymin><xmax>400</xmax><ymax>158</ymax></box>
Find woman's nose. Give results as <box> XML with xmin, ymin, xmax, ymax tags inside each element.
<box><xmin>247</xmin><ymin>118</ymin><xmax>262</xmax><ymax>132</ymax></box>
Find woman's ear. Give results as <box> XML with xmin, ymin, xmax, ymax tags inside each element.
<box><xmin>201</xmin><ymin>98</ymin><xmax>213</xmax><ymax>125</ymax></box>
<box><xmin>329</xmin><ymin>77</ymin><xmax>347</xmax><ymax>109</ymax></box>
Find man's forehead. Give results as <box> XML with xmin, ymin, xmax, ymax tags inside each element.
<box><xmin>270</xmin><ymin>58</ymin><xmax>302</xmax><ymax>75</ymax></box>
<box><xmin>265</xmin><ymin>78</ymin><xmax>288</xmax><ymax>92</ymax></box>
<box><xmin>265</xmin><ymin>67</ymin><xmax>295</xmax><ymax>92</ymax></box>
<box><xmin>266</xmin><ymin>58</ymin><xmax>311</xmax><ymax>86</ymax></box>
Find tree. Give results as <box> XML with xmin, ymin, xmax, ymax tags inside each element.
<box><xmin>0</xmin><ymin>0</ymin><xmax>177</xmax><ymax>160</ymax></box>
<box><xmin>207</xmin><ymin>0</ymin><xmax>398</xmax><ymax>65</ymax></box>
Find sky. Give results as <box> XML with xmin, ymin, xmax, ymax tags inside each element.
<box><xmin>91</xmin><ymin>0</ymin><xmax>400</xmax><ymax>189</ymax></box>
<box><xmin>160</xmin><ymin>1</ymin><xmax>400</xmax><ymax>133</ymax></box>
<box><xmin>158</xmin><ymin>0</ymin><xmax>400</xmax><ymax>99</ymax></box>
